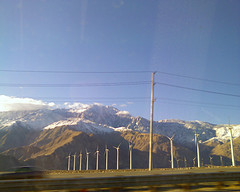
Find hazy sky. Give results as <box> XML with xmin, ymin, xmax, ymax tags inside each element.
<box><xmin>0</xmin><ymin>0</ymin><xmax>240</xmax><ymax>124</ymax></box>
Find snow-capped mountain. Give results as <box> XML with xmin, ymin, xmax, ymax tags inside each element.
<box><xmin>0</xmin><ymin>104</ymin><xmax>239</xmax><ymax>144</ymax></box>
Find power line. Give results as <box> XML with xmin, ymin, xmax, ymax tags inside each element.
<box><xmin>30</xmin><ymin>96</ymin><xmax>149</xmax><ymax>100</ymax></box>
<box><xmin>0</xmin><ymin>81</ymin><xmax>151</xmax><ymax>87</ymax></box>
<box><xmin>157</xmin><ymin>97</ymin><xmax>240</xmax><ymax>109</ymax></box>
<box><xmin>16</xmin><ymin>96</ymin><xmax>239</xmax><ymax>108</ymax></box>
<box><xmin>2</xmin><ymin>95</ymin><xmax>238</xmax><ymax>110</ymax></box>
<box><xmin>0</xmin><ymin>69</ymin><xmax>152</xmax><ymax>74</ymax></box>
<box><xmin>157</xmin><ymin>100</ymin><xmax>240</xmax><ymax>111</ymax></box>
<box><xmin>156</xmin><ymin>71</ymin><xmax>240</xmax><ymax>87</ymax></box>
<box><xmin>1</xmin><ymin>69</ymin><xmax>239</xmax><ymax>86</ymax></box>
<box><xmin>156</xmin><ymin>82</ymin><xmax>240</xmax><ymax>98</ymax></box>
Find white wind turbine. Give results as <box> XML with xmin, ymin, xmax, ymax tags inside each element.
<box><xmin>105</xmin><ymin>145</ymin><xmax>109</xmax><ymax>170</ymax></box>
<box><xmin>113</xmin><ymin>143</ymin><xmax>121</xmax><ymax>170</ymax></box>
<box><xmin>167</xmin><ymin>133</ymin><xmax>176</xmax><ymax>169</ymax></box>
<box><xmin>95</xmin><ymin>146</ymin><xmax>100</xmax><ymax>170</ymax></box>
<box><xmin>195</xmin><ymin>132</ymin><xmax>201</xmax><ymax>167</ymax></box>
<box><xmin>86</xmin><ymin>149</ymin><xmax>90</xmax><ymax>170</ymax></box>
<box><xmin>67</xmin><ymin>153</ymin><xmax>71</xmax><ymax>171</ymax></box>
<box><xmin>209</xmin><ymin>156</ymin><xmax>213</xmax><ymax>166</ymax></box>
<box><xmin>220</xmin><ymin>156</ymin><xmax>224</xmax><ymax>166</ymax></box>
<box><xmin>193</xmin><ymin>157</ymin><xmax>196</xmax><ymax>167</ymax></box>
<box><xmin>228</xmin><ymin>125</ymin><xmax>235</xmax><ymax>166</ymax></box>
<box><xmin>184</xmin><ymin>157</ymin><xmax>187</xmax><ymax>168</ymax></box>
<box><xmin>129</xmin><ymin>142</ymin><xmax>133</xmax><ymax>170</ymax></box>
<box><xmin>72</xmin><ymin>153</ymin><xmax>76</xmax><ymax>171</ymax></box>
<box><xmin>79</xmin><ymin>151</ymin><xmax>83</xmax><ymax>171</ymax></box>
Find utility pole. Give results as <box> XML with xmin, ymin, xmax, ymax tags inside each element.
<box><xmin>167</xmin><ymin>133</ymin><xmax>175</xmax><ymax>169</ymax></box>
<box><xmin>195</xmin><ymin>133</ymin><xmax>200</xmax><ymax>167</ymax></box>
<box><xmin>79</xmin><ymin>152</ymin><xmax>82</xmax><ymax>171</ymax></box>
<box><xmin>228</xmin><ymin>126</ymin><xmax>235</xmax><ymax>166</ymax></box>
<box><xmin>105</xmin><ymin>145</ymin><xmax>109</xmax><ymax>170</ymax></box>
<box><xmin>129</xmin><ymin>142</ymin><xmax>133</xmax><ymax>170</ymax></box>
<box><xmin>67</xmin><ymin>153</ymin><xmax>71</xmax><ymax>171</ymax></box>
<box><xmin>149</xmin><ymin>72</ymin><xmax>156</xmax><ymax>171</ymax></box>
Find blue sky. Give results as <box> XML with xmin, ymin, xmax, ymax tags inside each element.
<box><xmin>0</xmin><ymin>0</ymin><xmax>240</xmax><ymax>124</ymax></box>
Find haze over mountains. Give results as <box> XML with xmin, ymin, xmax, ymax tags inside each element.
<box><xmin>0</xmin><ymin>103</ymin><xmax>239</xmax><ymax>170</ymax></box>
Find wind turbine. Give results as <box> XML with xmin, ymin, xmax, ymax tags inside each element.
<box><xmin>228</xmin><ymin>125</ymin><xmax>235</xmax><ymax>166</ymax></box>
<box><xmin>113</xmin><ymin>143</ymin><xmax>121</xmax><ymax>170</ymax></box>
<box><xmin>79</xmin><ymin>151</ymin><xmax>82</xmax><ymax>171</ymax></box>
<box><xmin>167</xmin><ymin>133</ymin><xmax>175</xmax><ymax>169</ymax></box>
<box><xmin>177</xmin><ymin>159</ymin><xmax>181</xmax><ymax>168</ymax></box>
<box><xmin>72</xmin><ymin>153</ymin><xmax>76</xmax><ymax>171</ymax></box>
<box><xmin>67</xmin><ymin>153</ymin><xmax>71</xmax><ymax>171</ymax></box>
<box><xmin>95</xmin><ymin>146</ymin><xmax>100</xmax><ymax>170</ymax></box>
<box><xmin>209</xmin><ymin>156</ymin><xmax>213</xmax><ymax>166</ymax></box>
<box><xmin>105</xmin><ymin>145</ymin><xmax>109</xmax><ymax>170</ymax></box>
<box><xmin>86</xmin><ymin>149</ymin><xmax>90</xmax><ymax>170</ymax></box>
<box><xmin>195</xmin><ymin>132</ymin><xmax>200</xmax><ymax>167</ymax></box>
<box><xmin>129</xmin><ymin>142</ymin><xmax>133</xmax><ymax>170</ymax></box>
<box><xmin>193</xmin><ymin>157</ymin><xmax>196</xmax><ymax>167</ymax></box>
<box><xmin>220</xmin><ymin>156</ymin><xmax>224</xmax><ymax>166</ymax></box>
<box><xmin>184</xmin><ymin>157</ymin><xmax>187</xmax><ymax>168</ymax></box>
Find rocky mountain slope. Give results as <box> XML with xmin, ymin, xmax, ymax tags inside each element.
<box><xmin>2</xmin><ymin>127</ymin><xmax>196</xmax><ymax>170</ymax></box>
<box><xmin>0</xmin><ymin>104</ymin><xmax>239</xmax><ymax>170</ymax></box>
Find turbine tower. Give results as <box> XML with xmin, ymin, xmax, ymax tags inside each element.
<box><xmin>95</xmin><ymin>146</ymin><xmax>100</xmax><ymax>170</ymax></box>
<box><xmin>113</xmin><ymin>143</ymin><xmax>121</xmax><ymax>170</ymax></box>
<box><xmin>195</xmin><ymin>132</ymin><xmax>200</xmax><ymax>167</ymax></box>
<box><xmin>167</xmin><ymin>133</ymin><xmax>175</xmax><ymax>169</ymax></box>
<box><xmin>220</xmin><ymin>156</ymin><xmax>224</xmax><ymax>166</ymax></box>
<box><xmin>209</xmin><ymin>156</ymin><xmax>213</xmax><ymax>166</ymax></box>
<box><xmin>67</xmin><ymin>153</ymin><xmax>71</xmax><ymax>171</ymax></box>
<box><xmin>72</xmin><ymin>153</ymin><xmax>76</xmax><ymax>171</ymax></box>
<box><xmin>184</xmin><ymin>157</ymin><xmax>187</xmax><ymax>168</ymax></box>
<box><xmin>105</xmin><ymin>145</ymin><xmax>109</xmax><ymax>170</ymax></box>
<box><xmin>177</xmin><ymin>159</ymin><xmax>181</xmax><ymax>168</ymax></box>
<box><xmin>129</xmin><ymin>142</ymin><xmax>133</xmax><ymax>170</ymax></box>
<box><xmin>79</xmin><ymin>151</ymin><xmax>82</xmax><ymax>171</ymax></box>
<box><xmin>228</xmin><ymin>126</ymin><xmax>235</xmax><ymax>166</ymax></box>
<box><xmin>193</xmin><ymin>157</ymin><xmax>196</xmax><ymax>167</ymax></box>
<box><xmin>86</xmin><ymin>149</ymin><xmax>90</xmax><ymax>170</ymax></box>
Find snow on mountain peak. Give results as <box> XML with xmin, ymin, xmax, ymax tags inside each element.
<box><xmin>116</xmin><ymin>110</ymin><xmax>130</xmax><ymax>116</ymax></box>
<box><xmin>66</xmin><ymin>103</ymin><xmax>91</xmax><ymax>113</ymax></box>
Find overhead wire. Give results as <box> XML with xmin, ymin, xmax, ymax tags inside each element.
<box><xmin>0</xmin><ymin>69</ymin><xmax>152</xmax><ymax>74</ymax></box>
<box><xmin>0</xmin><ymin>81</ymin><xmax>151</xmax><ymax>87</ymax></box>
<box><xmin>156</xmin><ymin>82</ymin><xmax>240</xmax><ymax>98</ymax></box>
<box><xmin>0</xmin><ymin>69</ymin><xmax>239</xmax><ymax>86</ymax></box>
<box><xmin>157</xmin><ymin>97</ymin><xmax>240</xmax><ymax>109</ymax></box>
<box><xmin>15</xmin><ymin>96</ymin><xmax>239</xmax><ymax>110</ymax></box>
<box><xmin>156</xmin><ymin>71</ymin><xmax>240</xmax><ymax>87</ymax></box>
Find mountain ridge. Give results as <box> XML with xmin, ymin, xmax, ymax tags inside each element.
<box><xmin>0</xmin><ymin>104</ymin><xmax>239</xmax><ymax>170</ymax></box>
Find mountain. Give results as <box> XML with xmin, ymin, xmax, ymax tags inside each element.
<box><xmin>0</xmin><ymin>154</ymin><xmax>24</xmax><ymax>171</ymax></box>
<box><xmin>0</xmin><ymin>121</ymin><xmax>39</xmax><ymax>152</ymax></box>
<box><xmin>0</xmin><ymin>104</ymin><xmax>239</xmax><ymax>170</ymax></box>
<box><xmin>0</xmin><ymin>104</ymin><xmax>236</xmax><ymax>145</ymax></box>
<box><xmin>2</xmin><ymin>127</ymin><xmax>195</xmax><ymax>170</ymax></box>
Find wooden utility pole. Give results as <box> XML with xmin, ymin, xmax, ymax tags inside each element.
<box><xmin>149</xmin><ymin>72</ymin><xmax>155</xmax><ymax>171</ymax></box>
